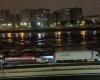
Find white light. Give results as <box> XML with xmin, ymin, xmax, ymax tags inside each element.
<box><xmin>8</xmin><ymin>23</ymin><xmax>12</xmax><ymax>26</ymax></box>
<box><xmin>80</xmin><ymin>21</ymin><xmax>85</xmax><ymax>26</ymax></box>
<box><xmin>0</xmin><ymin>55</ymin><xmax>3</xmax><ymax>58</ymax></box>
<box><xmin>58</xmin><ymin>22</ymin><xmax>60</xmax><ymax>25</ymax></box>
<box><xmin>20</xmin><ymin>22</ymin><xmax>23</xmax><ymax>26</ymax></box>
<box><xmin>20</xmin><ymin>22</ymin><xmax>27</xmax><ymax>26</ymax></box>
<box><xmin>16</xmin><ymin>26</ymin><xmax>19</xmax><ymax>28</ymax></box>
<box><xmin>67</xmin><ymin>22</ymin><xmax>70</xmax><ymax>24</ymax></box>
<box><xmin>28</xmin><ymin>26</ymin><xmax>31</xmax><ymax>28</ymax></box>
<box><xmin>37</xmin><ymin>22</ymin><xmax>41</xmax><ymax>26</ymax></box>
<box><xmin>82</xmin><ymin>21</ymin><xmax>85</xmax><ymax>24</ymax></box>
<box><xmin>68</xmin><ymin>24</ymin><xmax>73</xmax><ymax>27</ymax></box>
<box><xmin>2</xmin><ymin>24</ymin><xmax>3</xmax><ymax>26</ymax></box>
<box><xmin>77</xmin><ymin>20</ymin><xmax>80</xmax><ymax>24</ymax></box>
<box><xmin>28</xmin><ymin>23</ymin><xmax>31</xmax><ymax>26</ymax></box>
<box><xmin>3</xmin><ymin>23</ymin><xmax>6</xmax><ymax>26</ymax></box>
<box><xmin>38</xmin><ymin>33</ymin><xmax>42</xmax><ymax>38</ymax></box>
<box><xmin>23</xmin><ymin>22</ymin><xmax>27</xmax><ymax>26</ymax></box>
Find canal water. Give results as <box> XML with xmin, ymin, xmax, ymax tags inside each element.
<box><xmin>0</xmin><ymin>30</ymin><xmax>100</xmax><ymax>57</ymax></box>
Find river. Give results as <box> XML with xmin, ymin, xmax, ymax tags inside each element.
<box><xmin>0</xmin><ymin>30</ymin><xmax>100</xmax><ymax>57</ymax></box>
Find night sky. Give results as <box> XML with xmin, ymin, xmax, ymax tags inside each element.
<box><xmin>0</xmin><ymin>0</ymin><xmax>100</xmax><ymax>15</ymax></box>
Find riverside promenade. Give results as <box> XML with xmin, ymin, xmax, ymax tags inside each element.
<box><xmin>0</xmin><ymin>25</ymin><xmax>100</xmax><ymax>33</ymax></box>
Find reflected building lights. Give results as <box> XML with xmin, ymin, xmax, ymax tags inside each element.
<box><xmin>55</xmin><ymin>32</ymin><xmax>63</xmax><ymax>44</ymax></box>
<box><xmin>55</xmin><ymin>31</ymin><xmax>62</xmax><ymax>38</ymax></box>
<box><xmin>7</xmin><ymin>33</ymin><xmax>12</xmax><ymax>38</ymax></box>
<box><xmin>20</xmin><ymin>39</ymin><xmax>25</xmax><ymax>45</ymax></box>
<box><xmin>7</xmin><ymin>33</ymin><xmax>13</xmax><ymax>43</ymax></box>
<box><xmin>2</xmin><ymin>33</ymin><xmax>6</xmax><ymax>38</ymax></box>
<box><xmin>15</xmin><ymin>33</ymin><xmax>19</xmax><ymax>38</ymax></box>
<box><xmin>57</xmin><ymin>38</ymin><xmax>62</xmax><ymax>43</ymax></box>
<box><xmin>7</xmin><ymin>38</ymin><xmax>13</xmax><ymax>43</ymax></box>
<box><xmin>37</xmin><ymin>33</ymin><xmax>45</xmax><ymax>39</ymax></box>
<box><xmin>19</xmin><ymin>32</ymin><xmax>26</xmax><ymax>45</ymax></box>
<box><xmin>93</xmin><ymin>31</ymin><xmax>96</xmax><ymax>36</ymax></box>
<box><xmin>28</xmin><ymin>33</ymin><xmax>32</xmax><ymax>38</ymax></box>
<box><xmin>67</xmin><ymin>32</ymin><xmax>70</xmax><ymax>37</ymax></box>
<box><xmin>38</xmin><ymin>33</ymin><xmax>42</xmax><ymax>39</ymax></box>
<box><xmin>81</xmin><ymin>31</ymin><xmax>87</xmax><ymax>39</ymax></box>
<box><xmin>56</xmin><ymin>38</ymin><xmax>62</xmax><ymax>44</ymax></box>
<box><xmin>56</xmin><ymin>38</ymin><xmax>63</xmax><ymax>47</ymax></box>
<box><xmin>80</xmin><ymin>31</ymin><xmax>88</xmax><ymax>46</ymax></box>
<box><xmin>19</xmin><ymin>32</ymin><xmax>25</xmax><ymax>39</ymax></box>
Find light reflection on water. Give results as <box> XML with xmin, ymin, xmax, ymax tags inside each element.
<box><xmin>0</xmin><ymin>30</ymin><xmax>99</xmax><ymax>50</ymax></box>
<box><xmin>19</xmin><ymin>32</ymin><xmax>25</xmax><ymax>39</ymax></box>
<box><xmin>81</xmin><ymin>31</ymin><xmax>87</xmax><ymax>39</ymax></box>
<box><xmin>7</xmin><ymin>38</ymin><xmax>13</xmax><ymax>43</ymax></box>
<box><xmin>7</xmin><ymin>33</ymin><xmax>12</xmax><ymax>38</ymax></box>
<box><xmin>55</xmin><ymin>31</ymin><xmax>62</xmax><ymax>38</ymax></box>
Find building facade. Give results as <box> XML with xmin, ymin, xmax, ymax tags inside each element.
<box><xmin>70</xmin><ymin>7</ymin><xmax>82</xmax><ymax>24</ymax></box>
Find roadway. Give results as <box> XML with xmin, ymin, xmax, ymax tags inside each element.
<box><xmin>1</xmin><ymin>64</ymin><xmax>100</xmax><ymax>79</ymax></box>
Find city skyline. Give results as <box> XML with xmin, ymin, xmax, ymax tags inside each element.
<box><xmin>0</xmin><ymin>0</ymin><xmax>100</xmax><ymax>15</ymax></box>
